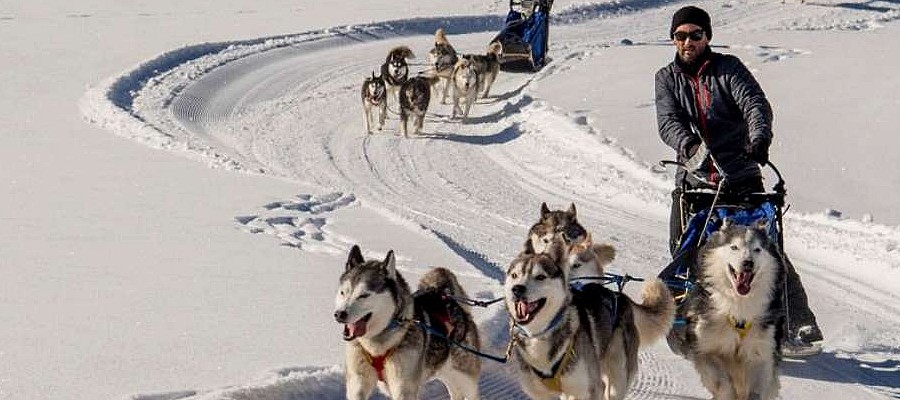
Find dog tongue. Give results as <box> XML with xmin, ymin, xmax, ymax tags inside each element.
<box><xmin>736</xmin><ymin>271</ymin><xmax>753</xmax><ymax>295</ymax></box>
<box><xmin>344</xmin><ymin>318</ymin><xmax>367</xmax><ymax>339</ymax></box>
<box><xmin>516</xmin><ymin>300</ymin><xmax>538</xmax><ymax>321</ymax></box>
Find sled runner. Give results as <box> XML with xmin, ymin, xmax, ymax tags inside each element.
<box><xmin>491</xmin><ymin>0</ymin><xmax>553</xmax><ymax>71</ymax></box>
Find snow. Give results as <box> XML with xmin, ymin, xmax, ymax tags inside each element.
<box><xmin>2</xmin><ymin>0</ymin><xmax>900</xmax><ymax>399</ymax></box>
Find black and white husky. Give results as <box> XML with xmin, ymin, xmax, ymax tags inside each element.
<box><xmin>504</xmin><ymin>239</ymin><xmax>674</xmax><ymax>400</ymax></box>
<box><xmin>380</xmin><ymin>46</ymin><xmax>414</xmax><ymax>108</ymax></box>
<box><xmin>360</xmin><ymin>72</ymin><xmax>387</xmax><ymax>134</ymax></box>
<box><xmin>398</xmin><ymin>74</ymin><xmax>436</xmax><ymax>137</ymax></box>
<box><xmin>667</xmin><ymin>219</ymin><xmax>785</xmax><ymax>400</ymax></box>
<box><xmin>334</xmin><ymin>245</ymin><xmax>481</xmax><ymax>399</ymax></box>
<box><xmin>426</xmin><ymin>28</ymin><xmax>459</xmax><ymax>104</ymax></box>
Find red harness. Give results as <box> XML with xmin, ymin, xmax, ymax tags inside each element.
<box><xmin>362</xmin><ymin>347</ymin><xmax>395</xmax><ymax>382</ymax></box>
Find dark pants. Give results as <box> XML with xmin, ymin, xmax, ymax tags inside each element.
<box><xmin>667</xmin><ymin>188</ymin><xmax>822</xmax><ymax>339</ymax></box>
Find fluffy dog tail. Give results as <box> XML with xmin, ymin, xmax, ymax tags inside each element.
<box><xmin>387</xmin><ymin>45</ymin><xmax>415</xmax><ymax>61</ymax></box>
<box><xmin>632</xmin><ymin>278</ymin><xmax>675</xmax><ymax>348</ymax></box>
<box><xmin>418</xmin><ymin>267</ymin><xmax>469</xmax><ymax>307</ymax></box>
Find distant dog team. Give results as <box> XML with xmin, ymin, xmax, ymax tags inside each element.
<box><xmin>360</xmin><ymin>28</ymin><xmax>505</xmax><ymax>136</ymax></box>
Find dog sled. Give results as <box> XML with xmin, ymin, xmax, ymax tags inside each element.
<box><xmin>491</xmin><ymin>0</ymin><xmax>553</xmax><ymax>71</ymax></box>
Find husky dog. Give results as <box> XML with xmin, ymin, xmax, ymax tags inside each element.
<box><xmin>426</xmin><ymin>28</ymin><xmax>459</xmax><ymax>104</ymax></box>
<box><xmin>334</xmin><ymin>245</ymin><xmax>481</xmax><ymax>400</ymax></box>
<box><xmin>527</xmin><ymin>202</ymin><xmax>588</xmax><ymax>255</ymax></box>
<box><xmin>361</xmin><ymin>72</ymin><xmax>387</xmax><ymax>134</ymax></box>
<box><xmin>567</xmin><ymin>232</ymin><xmax>617</xmax><ymax>283</ymax></box>
<box><xmin>463</xmin><ymin>42</ymin><xmax>502</xmax><ymax>98</ymax></box>
<box><xmin>380</xmin><ymin>46</ymin><xmax>414</xmax><ymax>107</ymax></box>
<box><xmin>504</xmin><ymin>239</ymin><xmax>675</xmax><ymax>400</ymax></box>
<box><xmin>668</xmin><ymin>219</ymin><xmax>785</xmax><ymax>400</ymax></box>
<box><xmin>451</xmin><ymin>58</ymin><xmax>479</xmax><ymax>122</ymax></box>
<box><xmin>398</xmin><ymin>74</ymin><xmax>437</xmax><ymax>137</ymax></box>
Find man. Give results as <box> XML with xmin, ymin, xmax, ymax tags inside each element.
<box><xmin>655</xmin><ymin>5</ymin><xmax>823</xmax><ymax>355</ymax></box>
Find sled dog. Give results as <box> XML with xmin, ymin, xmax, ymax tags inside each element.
<box><xmin>398</xmin><ymin>74</ymin><xmax>437</xmax><ymax>137</ymax></box>
<box><xmin>361</xmin><ymin>72</ymin><xmax>387</xmax><ymax>134</ymax></box>
<box><xmin>451</xmin><ymin>58</ymin><xmax>479</xmax><ymax>122</ymax></box>
<box><xmin>567</xmin><ymin>233</ymin><xmax>616</xmax><ymax>283</ymax></box>
<box><xmin>426</xmin><ymin>28</ymin><xmax>459</xmax><ymax>104</ymax></box>
<box><xmin>527</xmin><ymin>202</ymin><xmax>588</xmax><ymax>255</ymax></box>
<box><xmin>667</xmin><ymin>219</ymin><xmax>785</xmax><ymax>400</ymax></box>
<box><xmin>504</xmin><ymin>239</ymin><xmax>675</xmax><ymax>400</ymax></box>
<box><xmin>463</xmin><ymin>42</ymin><xmax>502</xmax><ymax>98</ymax></box>
<box><xmin>334</xmin><ymin>245</ymin><xmax>481</xmax><ymax>400</ymax></box>
<box><xmin>380</xmin><ymin>46</ymin><xmax>414</xmax><ymax>107</ymax></box>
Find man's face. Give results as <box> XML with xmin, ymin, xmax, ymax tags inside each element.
<box><xmin>673</xmin><ymin>23</ymin><xmax>709</xmax><ymax>64</ymax></box>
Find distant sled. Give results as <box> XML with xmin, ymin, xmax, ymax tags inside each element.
<box><xmin>491</xmin><ymin>0</ymin><xmax>553</xmax><ymax>72</ymax></box>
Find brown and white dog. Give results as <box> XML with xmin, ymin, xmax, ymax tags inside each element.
<box><xmin>426</xmin><ymin>28</ymin><xmax>459</xmax><ymax>104</ymax></box>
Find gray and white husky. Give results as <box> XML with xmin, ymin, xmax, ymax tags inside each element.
<box><xmin>361</xmin><ymin>72</ymin><xmax>387</xmax><ymax>134</ymax></box>
<box><xmin>451</xmin><ymin>58</ymin><xmax>479</xmax><ymax>122</ymax></box>
<box><xmin>398</xmin><ymin>74</ymin><xmax>437</xmax><ymax>137</ymax></box>
<box><xmin>426</xmin><ymin>28</ymin><xmax>459</xmax><ymax>104</ymax></box>
<box><xmin>334</xmin><ymin>245</ymin><xmax>481</xmax><ymax>400</ymax></box>
<box><xmin>504</xmin><ymin>239</ymin><xmax>675</xmax><ymax>400</ymax></box>
<box><xmin>462</xmin><ymin>42</ymin><xmax>502</xmax><ymax>98</ymax></box>
<box><xmin>667</xmin><ymin>219</ymin><xmax>785</xmax><ymax>400</ymax></box>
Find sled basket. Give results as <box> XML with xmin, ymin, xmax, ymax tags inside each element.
<box><xmin>491</xmin><ymin>0</ymin><xmax>553</xmax><ymax>71</ymax></box>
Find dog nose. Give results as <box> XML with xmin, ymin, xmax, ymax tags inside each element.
<box><xmin>334</xmin><ymin>310</ymin><xmax>348</xmax><ymax>322</ymax></box>
<box><xmin>511</xmin><ymin>285</ymin><xmax>527</xmax><ymax>299</ymax></box>
<box><xmin>742</xmin><ymin>259</ymin><xmax>754</xmax><ymax>270</ymax></box>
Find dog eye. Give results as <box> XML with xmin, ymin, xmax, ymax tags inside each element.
<box><xmin>511</xmin><ymin>272</ymin><xmax>519</xmax><ymax>279</ymax></box>
<box><xmin>535</xmin><ymin>274</ymin><xmax>547</xmax><ymax>281</ymax></box>
<box><xmin>572</xmin><ymin>263</ymin><xmax>582</xmax><ymax>269</ymax></box>
<box><xmin>358</xmin><ymin>293</ymin><xmax>370</xmax><ymax>299</ymax></box>
<box><xmin>753</xmin><ymin>248</ymin><xmax>762</xmax><ymax>253</ymax></box>
<box><xmin>730</xmin><ymin>244</ymin><xmax>739</xmax><ymax>251</ymax></box>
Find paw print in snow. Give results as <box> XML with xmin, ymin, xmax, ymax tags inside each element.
<box><xmin>235</xmin><ymin>192</ymin><xmax>356</xmax><ymax>250</ymax></box>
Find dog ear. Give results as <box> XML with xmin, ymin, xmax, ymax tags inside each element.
<box><xmin>523</xmin><ymin>237</ymin><xmax>536</xmax><ymax>255</ymax></box>
<box><xmin>346</xmin><ymin>245</ymin><xmax>365</xmax><ymax>271</ymax></box>
<box><xmin>540</xmin><ymin>202</ymin><xmax>551</xmax><ymax>218</ymax></box>
<box><xmin>567</xmin><ymin>203</ymin><xmax>577</xmax><ymax>218</ymax></box>
<box><xmin>754</xmin><ymin>218</ymin><xmax>770</xmax><ymax>233</ymax></box>
<box><xmin>720</xmin><ymin>217</ymin><xmax>734</xmax><ymax>230</ymax></box>
<box><xmin>382</xmin><ymin>250</ymin><xmax>397</xmax><ymax>281</ymax></box>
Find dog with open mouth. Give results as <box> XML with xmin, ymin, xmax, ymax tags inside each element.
<box><xmin>334</xmin><ymin>245</ymin><xmax>481</xmax><ymax>399</ymax></box>
<box><xmin>503</xmin><ymin>238</ymin><xmax>674</xmax><ymax>400</ymax></box>
<box><xmin>667</xmin><ymin>218</ymin><xmax>785</xmax><ymax>400</ymax></box>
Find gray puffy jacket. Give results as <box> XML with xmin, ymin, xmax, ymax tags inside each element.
<box><xmin>655</xmin><ymin>51</ymin><xmax>773</xmax><ymax>190</ymax></box>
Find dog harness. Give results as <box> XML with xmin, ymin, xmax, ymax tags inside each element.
<box><xmin>528</xmin><ymin>339</ymin><xmax>576</xmax><ymax>393</ymax></box>
<box><xmin>361</xmin><ymin>347</ymin><xmax>396</xmax><ymax>382</ymax></box>
<box><xmin>728</xmin><ymin>315</ymin><xmax>753</xmax><ymax>339</ymax></box>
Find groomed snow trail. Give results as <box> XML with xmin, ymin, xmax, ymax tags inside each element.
<box><xmin>86</xmin><ymin>1</ymin><xmax>900</xmax><ymax>399</ymax></box>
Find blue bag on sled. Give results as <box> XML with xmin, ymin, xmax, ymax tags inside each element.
<box><xmin>491</xmin><ymin>0</ymin><xmax>553</xmax><ymax>71</ymax></box>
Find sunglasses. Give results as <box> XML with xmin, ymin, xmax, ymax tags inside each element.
<box><xmin>673</xmin><ymin>29</ymin><xmax>705</xmax><ymax>42</ymax></box>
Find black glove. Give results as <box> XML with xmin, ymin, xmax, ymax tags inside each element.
<box><xmin>746</xmin><ymin>138</ymin><xmax>770</xmax><ymax>165</ymax></box>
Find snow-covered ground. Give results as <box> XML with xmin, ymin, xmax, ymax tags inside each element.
<box><xmin>3</xmin><ymin>0</ymin><xmax>900</xmax><ymax>399</ymax></box>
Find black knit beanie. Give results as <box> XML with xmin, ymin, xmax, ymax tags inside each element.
<box><xmin>670</xmin><ymin>6</ymin><xmax>712</xmax><ymax>40</ymax></box>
